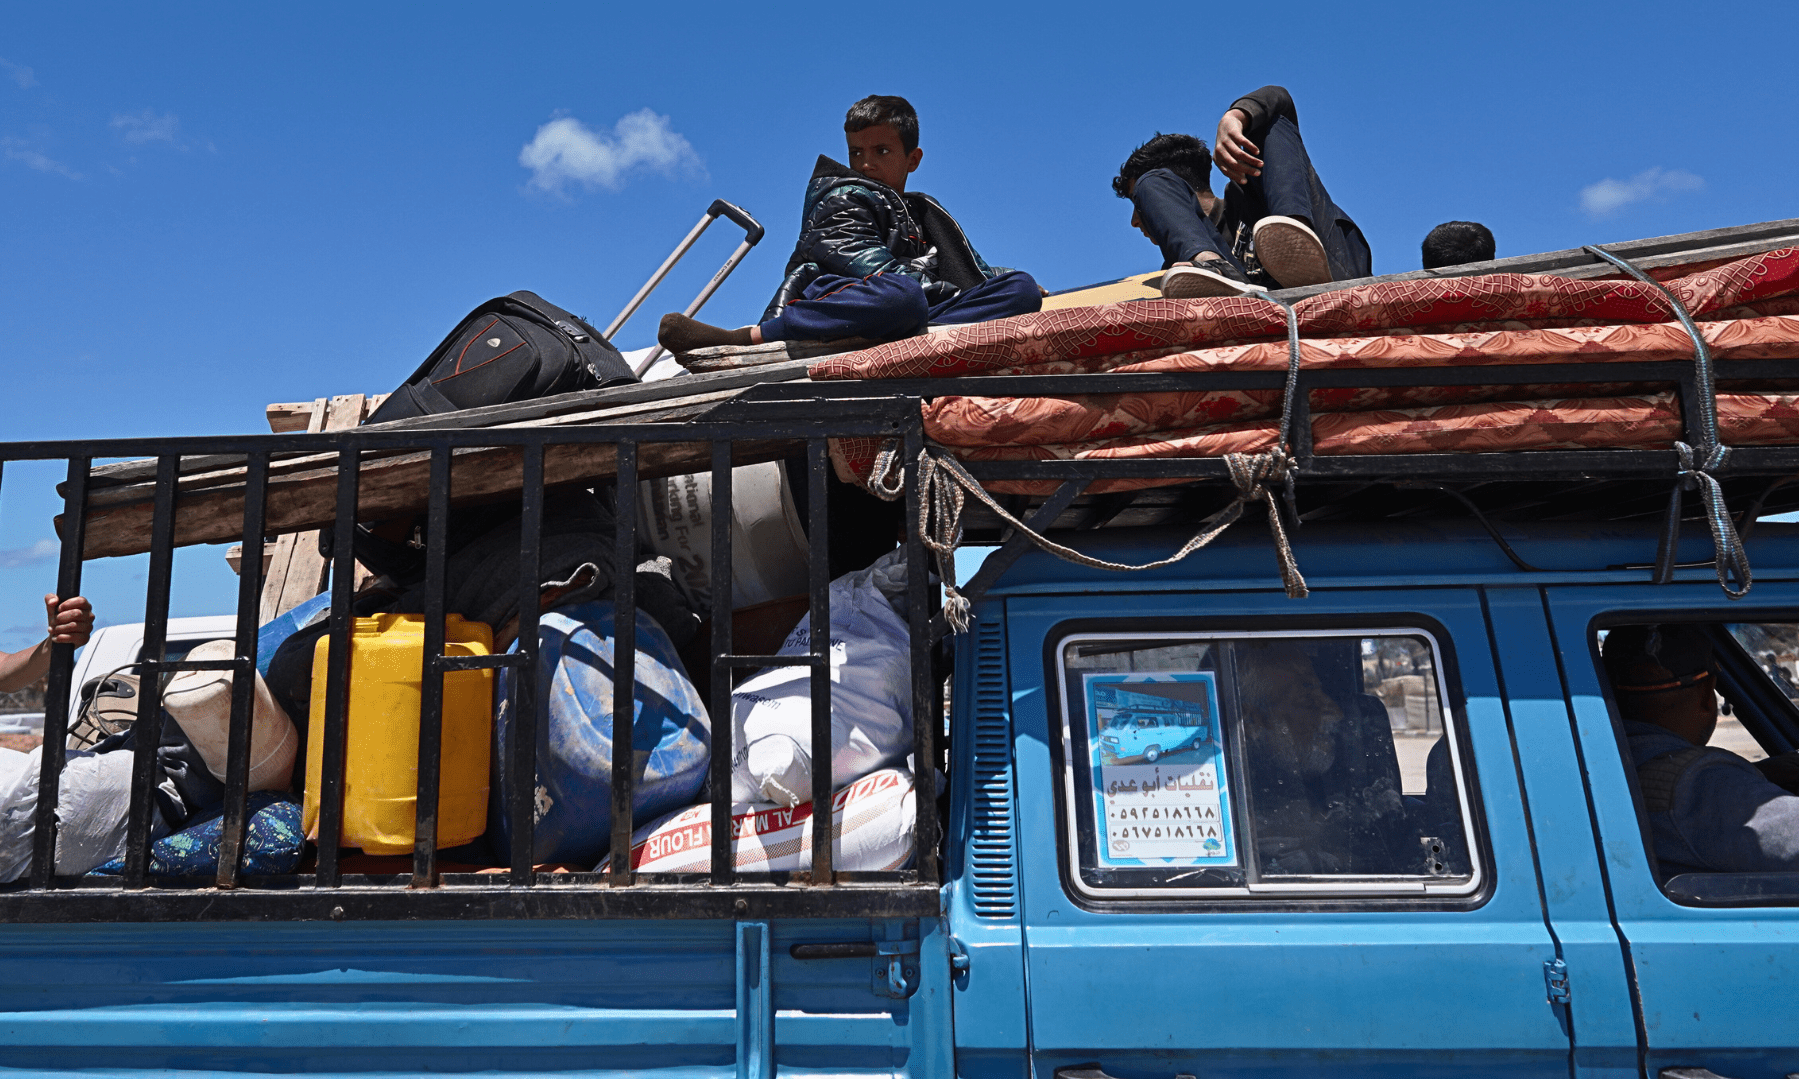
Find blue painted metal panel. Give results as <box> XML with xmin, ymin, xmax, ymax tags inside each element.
<box><xmin>1006</xmin><ymin>587</ymin><xmax>1573</xmax><ymax>1078</ymax></box>
<box><xmin>1482</xmin><ymin>586</ymin><xmax>1640</xmax><ymax>1079</ymax></box>
<box><xmin>945</xmin><ymin>607</ymin><xmax>1031</xmax><ymax>1079</ymax></box>
<box><xmin>1545</xmin><ymin>580</ymin><xmax>1799</xmax><ymax>1079</ymax></box>
<box><xmin>0</xmin><ymin>917</ymin><xmax>944</xmax><ymax>1076</ymax></box>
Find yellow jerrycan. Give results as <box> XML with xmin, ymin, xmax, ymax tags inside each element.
<box><xmin>303</xmin><ymin>613</ymin><xmax>495</xmax><ymax>855</ymax></box>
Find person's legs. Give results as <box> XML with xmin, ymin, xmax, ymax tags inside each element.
<box><xmin>1231</xmin><ymin>117</ymin><xmax>1372</xmax><ymax>285</ymax></box>
<box><xmin>1131</xmin><ymin>169</ymin><xmax>1261</xmax><ymax>297</ymax></box>
<box><xmin>1130</xmin><ymin>169</ymin><xmax>1239</xmax><ymax>270</ymax></box>
<box><xmin>925</xmin><ymin>270</ymin><xmax>1043</xmax><ymax>325</ymax></box>
<box><xmin>759</xmin><ymin>273</ymin><xmax>930</xmax><ymax>342</ymax></box>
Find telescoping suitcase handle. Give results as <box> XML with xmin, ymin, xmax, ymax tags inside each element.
<box><xmin>604</xmin><ymin>198</ymin><xmax>765</xmax><ymax>375</ymax></box>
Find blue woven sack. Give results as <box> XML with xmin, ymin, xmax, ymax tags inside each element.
<box><xmin>493</xmin><ymin>601</ymin><xmax>710</xmax><ymax>864</ymax></box>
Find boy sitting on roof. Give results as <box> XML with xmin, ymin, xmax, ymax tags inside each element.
<box><xmin>1113</xmin><ymin>86</ymin><xmax>1371</xmax><ymax>298</ymax></box>
<box><xmin>657</xmin><ymin>95</ymin><xmax>1042</xmax><ymax>354</ymax></box>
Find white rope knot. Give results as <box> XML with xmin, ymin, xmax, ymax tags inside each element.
<box><xmin>1671</xmin><ymin>440</ymin><xmax>1751</xmax><ymax>599</ymax></box>
<box><xmin>867</xmin><ymin>439</ymin><xmax>906</xmax><ymax>502</ymax></box>
<box><xmin>897</xmin><ymin>444</ymin><xmax>1309</xmax><ymax>633</ymax></box>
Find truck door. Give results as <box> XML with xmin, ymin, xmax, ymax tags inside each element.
<box><xmin>1003</xmin><ymin>587</ymin><xmax>1579</xmax><ymax>1078</ymax></box>
<box><xmin>1545</xmin><ymin>582</ymin><xmax>1799</xmax><ymax>1079</ymax></box>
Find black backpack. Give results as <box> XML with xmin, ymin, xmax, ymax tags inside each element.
<box><xmin>365</xmin><ymin>291</ymin><xmax>636</xmax><ymax>425</ymax></box>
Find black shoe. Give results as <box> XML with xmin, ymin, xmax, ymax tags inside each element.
<box><xmin>1160</xmin><ymin>259</ymin><xmax>1266</xmax><ymax>299</ymax></box>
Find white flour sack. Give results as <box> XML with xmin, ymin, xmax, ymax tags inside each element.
<box><xmin>598</xmin><ymin>768</ymin><xmax>915</xmax><ymax>873</ymax></box>
<box><xmin>728</xmin><ymin>550</ymin><xmax>911</xmax><ymax>807</ymax></box>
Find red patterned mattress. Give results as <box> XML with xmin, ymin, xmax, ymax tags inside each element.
<box><xmin>809</xmin><ymin>248</ymin><xmax>1799</xmax><ymax>491</ymax></box>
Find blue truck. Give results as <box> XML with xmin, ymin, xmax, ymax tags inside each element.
<box><xmin>3</xmin><ymin>517</ymin><xmax>1798</xmax><ymax>1078</ymax></box>
<box><xmin>7</xmin><ymin>220</ymin><xmax>1799</xmax><ymax>1079</ymax></box>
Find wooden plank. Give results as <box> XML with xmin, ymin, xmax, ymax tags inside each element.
<box><xmin>258</xmin><ymin>398</ymin><xmax>329</xmax><ymax>621</ymax></box>
<box><xmin>263</xmin><ymin>394</ymin><xmax>367</xmax><ymax>619</ymax></box>
<box><xmin>265</xmin><ymin>393</ymin><xmax>388</xmax><ymax>434</ymax></box>
<box><xmin>76</xmin><ymin>435</ymin><xmax>794</xmax><ymax>560</ymax></box>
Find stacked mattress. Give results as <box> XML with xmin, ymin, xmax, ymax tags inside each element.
<box><xmin>808</xmin><ymin>248</ymin><xmax>1799</xmax><ymax>493</ymax></box>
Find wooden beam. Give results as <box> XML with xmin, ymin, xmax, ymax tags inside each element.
<box><xmin>261</xmin><ymin>394</ymin><xmax>367</xmax><ymax>620</ymax></box>
<box><xmin>74</xmin><ymin>434</ymin><xmax>793</xmax><ymax>561</ymax></box>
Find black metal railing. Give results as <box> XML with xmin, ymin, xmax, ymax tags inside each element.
<box><xmin>0</xmin><ymin>408</ymin><xmax>938</xmax><ymax>920</ymax></box>
<box><xmin>7</xmin><ymin>345</ymin><xmax>1799</xmax><ymax>920</ymax></box>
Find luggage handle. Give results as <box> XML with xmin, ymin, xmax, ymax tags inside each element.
<box><xmin>603</xmin><ymin>198</ymin><xmax>765</xmax><ymax>376</ymax></box>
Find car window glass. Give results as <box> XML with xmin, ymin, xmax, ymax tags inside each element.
<box><xmin>1058</xmin><ymin>630</ymin><xmax>1479</xmax><ymax>898</ymax></box>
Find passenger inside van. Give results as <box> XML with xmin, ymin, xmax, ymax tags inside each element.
<box><xmin>1236</xmin><ymin>639</ymin><xmax>1418</xmax><ymax>875</ymax></box>
<box><xmin>1604</xmin><ymin>623</ymin><xmax>1799</xmax><ymax>876</ymax></box>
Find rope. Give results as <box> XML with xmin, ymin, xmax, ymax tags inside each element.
<box><xmin>867</xmin><ymin>292</ymin><xmax>1315</xmax><ymax>630</ymax></box>
<box><xmin>1674</xmin><ymin>441</ymin><xmax>1752</xmax><ymax>598</ymax></box>
<box><xmin>1583</xmin><ymin>244</ymin><xmax>1750</xmax><ymax>597</ymax></box>
<box><xmin>918</xmin><ymin>447</ymin><xmax>1307</xmax><ymax>631</ymax></box>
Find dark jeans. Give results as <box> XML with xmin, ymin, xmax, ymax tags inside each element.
<box><xmin>759</xmin><ymin>269</ymin><xmax>1042</xmax><ymax>342</ymax></box>
<box><xmin>1131</xmin><ymin>116</ymin><xmax>1371</xmax><ymax>281</ymax></box>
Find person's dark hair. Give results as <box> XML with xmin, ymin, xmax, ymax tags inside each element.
<box><xmin>845</xmin><ymin>95</ymin><xmax>920</xmax><ymax>155</ymax></box>
<box><xmin>1112</xmin><ymin>133</ymin><xmax>1212</xmax><ymax>198</ymax></box>
<box><xmin>1421</xmin><ymin>221</ymin><xmax>1496</xmax><ymax>269</ymax></box>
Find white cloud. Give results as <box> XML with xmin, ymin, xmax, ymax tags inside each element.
<box><xmin>0</xmin><ymin>58</ymin><xmax>35</xmax><ymax>89</ymax></box>
<box><xmin>1579</xmin><ymin>167</ymin><xmax>1705</xmax><ymax>217</ymax></box>
<box><xmin>111</xmin><ymin>108</ymin><xmax>182</xmax><ymax>146</ymax></box>
<box><xmin>519</xmin><ymin>108</ymin><xmax>702</xmax><ymax>194</ymax></box>
<box><xmin>1</xmin><ymin>139</ymin><xmax>79</xmax><ymax>180</ymax></box>
<box><xmin>0</xmin><ymin>539</ymin><xmax>58</xmax><ymax>568</ymax></box>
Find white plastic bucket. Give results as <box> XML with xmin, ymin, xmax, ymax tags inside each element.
<box><xmin>638</xmin><ymin>461</ymin><xmax>810</xmax><ymax>616</ymax></box>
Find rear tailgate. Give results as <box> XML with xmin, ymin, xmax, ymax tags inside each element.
<box><xmin>0</xmin><ymin>916</ymin><xmax>950</xmax><ymax>1076</ymax></box>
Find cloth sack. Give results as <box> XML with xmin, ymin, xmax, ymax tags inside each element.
<box><xmin>493</xmin><ymin>600</ymin><xmax>710</xmax><ymax>865</ymax></box>
<box><xmin>89</xmin><ymin>792</ymin><xmax>303</xmax><ymax>878</ymax></box>
<box><xmin>598</xmin><ymin>767</ymin><xmax>916</xmax><ymax>873</ymax></box>
<box><xmin>729</xmin><ymin>550</ymin><xmax>911</xmax><ymax>807</ymax></box>
<box><xmin>0</xmin><ymin>746</ymin><xmax>147</xmax><ymax>882</ymax></box>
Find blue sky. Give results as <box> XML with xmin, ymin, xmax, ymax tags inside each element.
<box><xmin>2</xmin><ymin>1</ymin><xmax>1796</xmax><ymax>647</ymax></box>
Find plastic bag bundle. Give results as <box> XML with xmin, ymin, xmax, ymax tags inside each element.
<box><xmin>729</xmin><ymin>550</ymin><xmax>911</xmax><ymax>807</ymax></box>
<box><xmin>598</xmin><ymin>767</ymin><xmax>915</xmax><ymax>874</ymax></box>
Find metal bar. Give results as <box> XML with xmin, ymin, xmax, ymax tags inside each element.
<box><xmin>903</xmin><ymin>421</ymin><xmax>938</xmax><ymax>884</ymax></box>
<box><xmin>215</xmin><ymin>452</ymin><xmax>269</xmax><ymax>889</ymax></box>
<box><xmin>30</xmin><ymin>458</ymin><xmax>88</xmax><ymax>888</ymax></box>
<box><xmin>604</xmin><ymin>210</ymin><xmax>717</xmax><ymax>340</ymax></box>
<box><xmin>930</xmin><ymin>480</ymin><xmax>1085</xmax><ymax>641</ymax></box>
<box><xmin>508</xmin><ymin>440</ymin><xmax>545</xmax><ymax>886</ymax></box>
<box><xmin>413</xmin><ymin>442</ymin><xmax>452</xmax><ymax>889</ymax></box>
<box><xmin>609</xmin><ymin>442</ymin><xmax>638</xmax><ymax>887</ymax></box>
<box><xmin>314</xmin><ymin>446</ymin><xmax>361</xmax><ymax>888</ymax></box>
<box><xmin>436</xmin><ymin>654</ymin><xmax>527</xmax><ymax>671</ymax></box>
<box><xmin>735</xmin><ymin>919</ymin><xmax>774</xmax><ymax>1079</ymax></box>
<box><xmin>806</xmin><ymin>437</ymin><xmax>833</xmax><ymax>884</ymax></box>
<box><xmin>121</xmin><ymin>456</ymin><xmax>180</xmax><ymax>887</ymax></box>
<box><xmin>709</xmin><ymin>441</ymin><xmax>734</xmax><ymax>884</ymax></box>
<box><xmin>634</xmin><ymin>238</ymin><xmax>758</xmax><ymax>373</ymax></box>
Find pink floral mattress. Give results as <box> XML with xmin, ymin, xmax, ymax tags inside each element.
<box><xmin>809</xmin><ymin>248</ymin><xmax>1799</xmax><ymax>492</ymax></box>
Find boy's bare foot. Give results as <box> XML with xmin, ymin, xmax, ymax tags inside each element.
<box><xmin>1252</xmin><ymin>216</ymin><xmax>1332</xmax><ymax>288</ymax></box>
<box><xmin>658</xmin><ymin>313</ymin><xmax>753</xmax><ymax>353</ymax></box>
<box><xmin>1161</xmin><ymin>257</ymin><xmax>1266</xmax><ymax>299</ymax></box>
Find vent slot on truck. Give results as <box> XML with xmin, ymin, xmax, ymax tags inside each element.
<box><xmin>969</xmin><ymin>618</ymin><xmax>1019</xmax><ymax>918</ymax></box>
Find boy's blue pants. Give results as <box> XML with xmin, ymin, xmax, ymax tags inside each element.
<box><xmin>759</xmin><ymin>269</ymin><xmax>1041</xmax><ymax>342</ymax></box>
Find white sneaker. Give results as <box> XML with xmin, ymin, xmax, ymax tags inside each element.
<box><xmin>1160</xmin><ymin>262</ymin><xmax>1266</xmax><ymax>299</ymax></box>
<box><xmin>1253</xmin><ymin>215</ymin><xmax>1332</xmax><ymax>288</ymax></box>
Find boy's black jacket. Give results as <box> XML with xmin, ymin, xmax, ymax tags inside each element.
<box><xmin>761</xmin><ymin>156</ymin><xmax>1001</xmax><ymax>322</ymax></box>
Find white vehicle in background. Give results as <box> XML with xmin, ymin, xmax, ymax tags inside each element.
<box><xmin>66</xmin><ymin>616</ymin><xmax>238</xmax><ymax>727</ymax></box>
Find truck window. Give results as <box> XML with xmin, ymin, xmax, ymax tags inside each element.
<box><xmin>1056</xmin><ymin>629</ymin><xmax>1480</xmax><ymax>900</ymax></box>
<box><xmin>1599</xmin><ymin>620</ymin><xmax>1799</xmax><ymax>900</ymax></box>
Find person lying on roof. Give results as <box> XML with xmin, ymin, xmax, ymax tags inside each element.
<box><xmin>657</xmin><ymin>94</ymin><xmax>1042</xmax><ymax>354</ymax></box>
<box><xmin>1604</xmin><ymin>623</ymin><xmax>1799</xmax><ymax>877</ymax></box>
<box><xmin>1112</xmin><ymin>86</ymin><xmax>1372</xmax><ymax>298</ymax></box>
